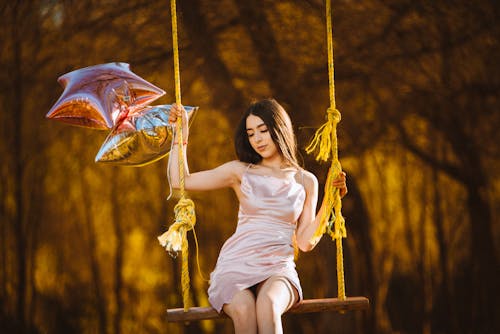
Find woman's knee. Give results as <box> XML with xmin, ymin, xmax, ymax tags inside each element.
<box><xmin>229</xmin><ymin>301</ymin><xmax>255</xmax><ymax>321</ymax></box>
<box><xmin>256</xmin><ymin>291</ymin><xmax>281</xmax><ymax>318</ymax></box>
<box><xmin>223</xmin><ymin>290</ymin><xmax>257</xmax><ymax>325</ymax></box>
<box><xmin>255</xmin><ymin>277</ymin><xmax>298</xmax><ymax>318</ymax></box>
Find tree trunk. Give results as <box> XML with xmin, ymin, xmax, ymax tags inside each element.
<box><xmin>80</xmin><ymin>172</ymin><xmax>108</xmax><ymax>334</ymax></box>
<box><xmin>25</xmin><ymin>163</ymin><xmax>44</xmax><ymax>332</ymax></box>
<box><xmin>234</xmin><ymin>0</ymin><xmax>319</xmax><ymax>132</ymax></box>
<box><xmin>11</xmin><ymin>2</ymin><xmax>26</xmax><ymax>331</ymax></box>
<box><xmin>178</xmin><ymin>0</ymin><xmax>247</xmax><ymax>125</ymax></box>
<box><xmin>344</xmin><ymin>175</ymin><xmax>376</xmax><ymax>334</ymax></box>
<box><xmin>419</xmin><ymin>170</ymin><xmax>432</xmax><ymax>334</ymax></box>
<box><xmin>111</xmin><ymin>168</ymin><xmax>123</xmax><ymax>334</ymax></box>
<box><xmin>436</xmin><ymin>7</ymin><xmax>498</xmax><ymax>331</ymax></box>
<box><xmin>433</xmin><ymin>142</ymin><xmax>458</xmax><ymax>334</ymax></box>
<box><xmin>466</xmin><ymin>182</ymin><xmax>499</xmax><ymax>333</ymax></box>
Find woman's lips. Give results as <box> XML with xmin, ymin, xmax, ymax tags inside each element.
<box><xmin>257</xmin><ymin>145</ymin><xmax>267</xmax><ymax>152</ymax></box>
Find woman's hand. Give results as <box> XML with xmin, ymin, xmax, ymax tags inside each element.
<box><xmin>331</xmin><ymin>171</ymin><xmax>348</xmax><ymax>198</ymax></box>
<box><xmin>169</xmin><ymin>103</ymin><xmax>189</xmax><ymax>143</ymax></box>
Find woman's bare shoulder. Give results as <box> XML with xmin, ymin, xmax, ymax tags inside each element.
<box><xmin>219</xmin><ymin>160</ymin><xmax>248</xmax><ymax>170</ymax></box>
<box><xmin>217</xmin><ymin>160</ymin><xmax>250</xmax><ymax>179</ymax></box>
<box><xmin>300</xmin><ymin>169</ymin><xmax>319</xmax><ymax>191</ymax></box>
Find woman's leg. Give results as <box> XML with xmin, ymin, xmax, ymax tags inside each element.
<box><xmin>255</xmin><ymin>276</ymin><xmax>299</xmax><ymax>334</ymax></box>
<box><xmin>222</xmin><ymin>289</ymin><xmax>257</xmax><ymax>334</ymax></box>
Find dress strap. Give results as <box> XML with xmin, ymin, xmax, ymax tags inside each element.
<box><xmin>296</xmin><ymin>168</ymin><xmax>305</xmax><ymax>186</ymax></box>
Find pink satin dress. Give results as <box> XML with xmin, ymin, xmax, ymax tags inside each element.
<box><xmin>208</xmin><ymin>166</ymin><xmax>306</xmax><ymax>312</ymax></box>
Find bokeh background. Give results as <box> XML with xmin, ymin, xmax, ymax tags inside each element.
<box><xmin>1</xmin><ymin>0</ymin><xmax>499</xmax><ymax>333</ymax></box>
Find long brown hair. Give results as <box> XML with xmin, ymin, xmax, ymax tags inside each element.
<box><xmin>234</xmin><ymin>99</ymin><xmax>299</xmax><ymax>168</ymax></box>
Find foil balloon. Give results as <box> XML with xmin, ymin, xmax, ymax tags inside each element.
<box><xmin>95</xmin><ymin>105</ymin><xmax>197</xmax><ymax>166</ymax></box>
<box><xmin>47</xmin><ymin>63</ymin><xmax>199</xmax><ymax>166</ymax></box>
<box><xmin>46</xmin><ymin>62</ymin><xmax>165</xmax><ymax>129</ymax></box>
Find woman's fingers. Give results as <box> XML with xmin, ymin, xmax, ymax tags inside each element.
<box><xmin>169</xmin><ymin>103</ymin><xmax>189</xmax><ymax>141</ymax></box>
<box><xmin>331</xmin><ymin>172</ymin><xmax>348</xmax><ymax>198</ymax></box>
<box><xmin>331</xmin><ymin>172</ymin><xmax>346</xmax><ymax>185</ymax></box>
<box><xmin>169</xmin><ymin>104</ymin><xmax>179</xmax><ymax>123</ymax></box>
<box><xmin>169</xmin><ymin>103</ymin><xmax>186</xmax><ymax>124</ymax></box>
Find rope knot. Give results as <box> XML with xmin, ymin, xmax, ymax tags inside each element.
<box><xmin>174</xmin><ymin>197</ymin><xmax>196</xmax><ymax>229</ymax></box>
<box><xmin>327</xmin><ymin>107</ymin><xmax>341</xmax><ymax>123</ymax></box>
<box><xmin>158</xmin><ymin>196</ymin><xmax>197</xmax><ymax>310</ymax></box>
<box><xmin>305</xmin><ymin>107</ymin><xmax>342</xmax><ymax>162</ymax></box>
<box><xmin>158</xmin><ymin>197</ymin><xmax>196</xmax><ymax>254</ymax></box>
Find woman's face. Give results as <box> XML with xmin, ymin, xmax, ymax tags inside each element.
<box><xmin>245</xmin><ymin>114</ymin><xmax>279</xmax><ymax>160</ymax></box>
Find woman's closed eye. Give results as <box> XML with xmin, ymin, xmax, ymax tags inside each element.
<box><xmin>247</xmin><ymin>129</ymin><xmax>268</xmax><ymax>138</ymax></box>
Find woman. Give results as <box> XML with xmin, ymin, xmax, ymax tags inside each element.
<box><xmin>169</xmin><ymin>99</ymin><xmax>347</xmax><ymax>334</ymax></box>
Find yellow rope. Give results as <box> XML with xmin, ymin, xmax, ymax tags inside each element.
<box><xmin>158</xmin><ymin>198</ymin><xmax>196</xmax><ymax>309</ymax></box>
<box><xmin>157</xmin><ymin>0</ymin><xmax>197</xmax><ymax>312</ymax></box>
<box><xmin>171</xmin><ymin>0</ymin><xmax>181</xmax><ymax>109</ymax></box>
<box><xmin>305</xmin><ymin>0</ymin><xmax>346</xmax><ymax>301</ymax></box>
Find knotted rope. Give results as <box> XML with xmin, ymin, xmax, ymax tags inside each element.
<box><xmin>157</xmin><ymin>0</ymin><xmax>197</xmax><ymax>312</ymax></box>
<box><xmin>305</xmin><ymin>0</ymin><xmax>347</xmax><ymax>301</ymax></box>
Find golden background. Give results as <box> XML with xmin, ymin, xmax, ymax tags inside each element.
<box><xmin>1</xmin><ymin>1</ymin><xmax>498</xmax><ymax>333</ymax></box>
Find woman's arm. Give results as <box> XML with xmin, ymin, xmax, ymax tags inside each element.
<box><xmin>168</xmin><ymin>103</ymin><xmax>242</xmax><ymax>191</ymax></box>
<box><xmin>171</xmin><ymin>158</ymin><xmax>242</xmax><ymax>191</ymax></box>
<box><xmin>295</xmin><ymin>171</ymin><xmax>347</xmax><ymax>252</ymax></box>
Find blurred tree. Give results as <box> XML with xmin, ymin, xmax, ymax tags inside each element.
<box><xmin>2</xmin><ymin>1</ymin><xmax>49</xmax><ymax>332</ymax></box>
<box><xmin>371</xmin><ymin>2</ymin><xmax>499</xmax><ymax>331</ymax></box>
<box><xmin>1</xmin><ymin>0</ymin><xmax>498</xmax><ymax>333</ymax></box>
<box><xmin>178</xmin><ymin>0</ymin><xmax>247</xmax><ymax>126</ymax></box>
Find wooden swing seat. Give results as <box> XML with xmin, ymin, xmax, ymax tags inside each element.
<box><xmin>167</xmin><ymin>296</ymin><xmax>369</xmax><ymax>322</ymax></box>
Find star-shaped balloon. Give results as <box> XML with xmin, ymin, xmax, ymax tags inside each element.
<box><xmin>47</xmin><ymin>63</ymin><xmax>198</xmax><ymax>166</ymax></box>
<box><xmin>95</xmin><ymin>104</ymin><xmax>197</xmax><ymax>166</ymax></box>
<box><xmin>46</xmin><ymin>62</ymin><xmax>166</xmax><ymax>129</ymax></box>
